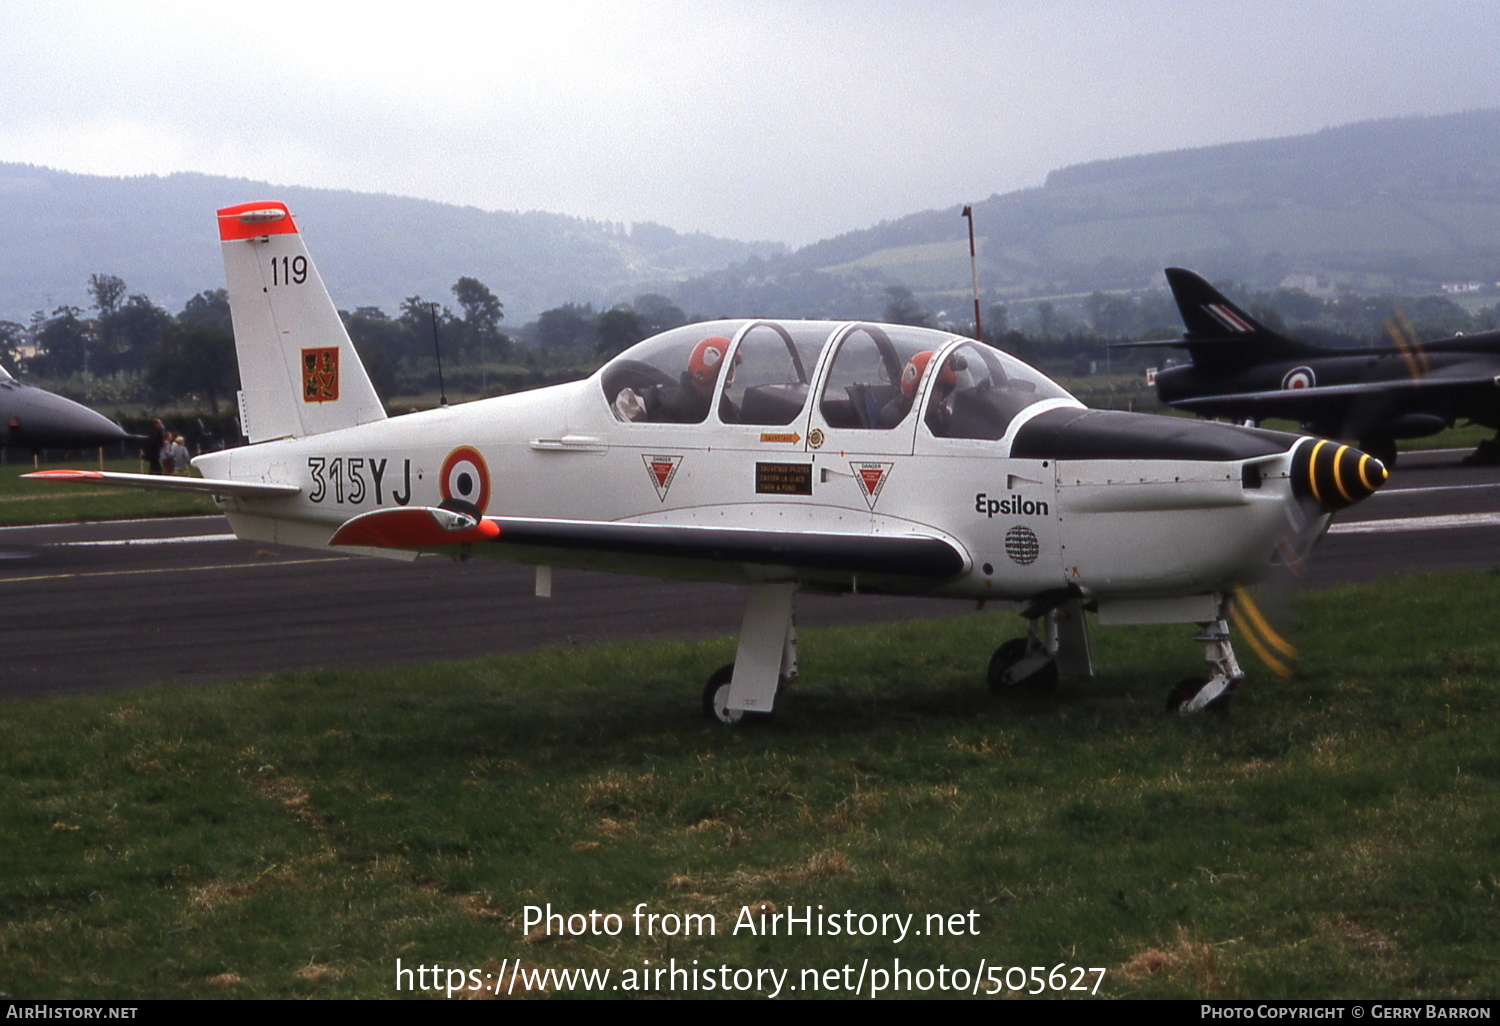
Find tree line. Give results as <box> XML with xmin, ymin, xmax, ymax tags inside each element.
<box><xmin>0</xmin><ymin>273</ymin><xmax>697</xmax><ymax>410</ymax></box>
<box><xmin>4</xmin><ymin>271</ymin><xmax>1495</xmax><ymax>415</ymax></box>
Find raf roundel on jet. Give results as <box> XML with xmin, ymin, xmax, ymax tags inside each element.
<box><xmin>30</xmin><ymin>203</ymin><xmax>1389</xmax><ymax>719</ymax></box>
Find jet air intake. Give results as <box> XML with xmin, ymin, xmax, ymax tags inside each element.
<box><xmin>1291</xmin><ymin>438</ymin><xmax>1387</xmax><ymax>512</ymax></box>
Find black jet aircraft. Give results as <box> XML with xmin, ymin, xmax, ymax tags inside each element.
<box><xmin>0</xmin><ymin>363</ymin><xmax>133</xmax><ymax>453</ymax></box>
<box><xmin>1121</xmin><ymin>268</ymin><xmax>1500</xmax><ymax>466</ymax></box>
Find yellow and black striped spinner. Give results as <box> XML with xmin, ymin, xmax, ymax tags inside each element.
<box><xmin>1290</xmin><ymin>438</ymin><xmax>1388</xmax><ymax>512</ymax></box>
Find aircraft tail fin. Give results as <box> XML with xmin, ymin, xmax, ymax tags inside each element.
<box><xmin>217</xmin><ymin>202</ymin><xmax>386</xmax><ymax>443</ymax></box>
<box><xmin>1165</xmin><ymin>267</ymin><xmax>1323</xmax><ymax>370</ymax></box>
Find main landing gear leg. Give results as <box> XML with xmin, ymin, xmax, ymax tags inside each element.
<box><xmin>703</xmin><ymin>582</ymin><xmax>798</xmax><ymax>724</ymax></box>
<box><xmin>1167</xmin><ymin>599</ymin><xmax>1244</xmax><ymax>713</ymax></box>
<box><xmin>988</xmin><ymin>594</ymin><xmax>1093</xmax><ymax>695</ymax></box>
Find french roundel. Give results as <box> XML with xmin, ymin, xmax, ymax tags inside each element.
<box><xmin>1281</xmin><ymin>366</ymin><xmax>1316</xmax><ymax>390</ymax></box>
<box><xmin>439</xmin><ymin>446</ymin><xmax>491</xmax><ymax>513</ymax></box>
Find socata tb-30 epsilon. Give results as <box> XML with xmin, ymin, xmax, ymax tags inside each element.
<box><xmin>30</xmin><ymin>202</ymin><xmax>1389</xmax><ymax>718</ymax></box>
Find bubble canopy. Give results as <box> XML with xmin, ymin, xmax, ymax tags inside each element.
<box><xmin>597</xmin><ymin>320</ymin><xmax>1076</xmax><ymax>436</ymax></box>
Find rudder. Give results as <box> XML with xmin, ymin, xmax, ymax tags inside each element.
<box><xmin>1165</xmin><ymin>267</ymin><xmax>1323</xmax><ymax>370</ymax></box>
<box><xmin>218</xmin><ymin>201</ymin><xmax>386</xmax><ymax>442</ymax></box>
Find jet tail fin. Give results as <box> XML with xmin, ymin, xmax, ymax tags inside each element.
<box><xmin>1164</xmin><ymin>267</ymin><xmax>1324</xmax><ymax>371</ymax></box>
<box><xmin>218</xmin><ymin>202</ymin><xmax>386</xmax><ymax>442</ymax></box>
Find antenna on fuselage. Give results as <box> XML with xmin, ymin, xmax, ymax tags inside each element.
<box><xmin>428</xmin><ymin>302</ymin><xmax>449</xmax><ymax>407</ymax></box>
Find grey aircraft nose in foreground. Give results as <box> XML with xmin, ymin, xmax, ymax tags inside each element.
<box><xmin>0</xmin><ymin>364</ymin><xmax>133</xmax><ymax>451</ymax></box>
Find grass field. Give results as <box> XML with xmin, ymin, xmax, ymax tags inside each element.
<box><xmin>2</xmin><ymin>425</ymin><xmax>1497</xmax><ymax>1000</ymax></box>
<box><xmin>3</xmin><ymin>571</ymin><xmax>1498</xmax><ymax>1000</ymax></box>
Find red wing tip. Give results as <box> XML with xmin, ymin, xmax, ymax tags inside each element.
<box><xmin>330</xmin><ymin>508</ymin><xmax>499</xmax><ymax>549</ymax></box>
<box><xmin>467</xmin><ymin>518</ymin><xmax>502</xmax><ymax>541</ymax></box>
<box><xmin>22</xmin><ymin>469</ymin><xmax>103</xmax><ymax>480</ymax></box>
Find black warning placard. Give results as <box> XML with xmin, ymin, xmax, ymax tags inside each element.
<box><xmin>756</xmin><ymin>462</ymin><xmax>813</xmax><ymax>495</ymax></box>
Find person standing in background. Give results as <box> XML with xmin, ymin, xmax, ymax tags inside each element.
<box><xmin>145</xmin><ymin>418</ymin><xmax>166</xmax><ymax>474</ymax></box>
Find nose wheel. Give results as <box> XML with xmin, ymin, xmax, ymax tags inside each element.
<box><xmin>1166</xmin><ymin>614</ymin><xmax>1243</xmax><ymax>713</ymax></box>
<box><xmin>1165</xmin><ymin>675</ymin><xmax>1234</xmax><ymax>712</ymax></box>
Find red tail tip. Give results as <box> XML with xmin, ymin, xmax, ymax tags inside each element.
<box><xmin>217</xmin><ymin>201</ymin><xmax>299</xmax><ymax>241</ymax></box>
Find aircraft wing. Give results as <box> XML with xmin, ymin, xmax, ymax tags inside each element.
<box><xmin>23</xmin><ymin>468</ymin><xmax>301</xmax><ymax>498</ymax></box>
<box><xmin>331</xmin><ymin>506</ymin><xmax>968</xmax><ymax>580</ymax></box>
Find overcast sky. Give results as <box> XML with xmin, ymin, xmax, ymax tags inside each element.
<box><xmin>3</xmin><ymin>1</ymin><xmax>1499</xmax><ymax>247</ymax></box>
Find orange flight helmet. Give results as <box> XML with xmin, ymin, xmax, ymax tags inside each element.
<box><xmin>688</xmin><ymin>336</ymin><xmax>732</xmax><ymax>393</ymax></box>
<box><xmin>901</xmin><ymin>350</ymin><xmax>957</xmax><ymax>400</ymax></box>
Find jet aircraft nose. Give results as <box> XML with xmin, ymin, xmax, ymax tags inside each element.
<box><xmin>1291</xmin><ymin>438</ymin><xmax>1388</xmax><ymax>512</ymax></box>
<box><xmin>7</xmin><ymin>389</ymin><xmax>131</xmax><ymax>449</ymax></box>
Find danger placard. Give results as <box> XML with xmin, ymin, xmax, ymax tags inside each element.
<box><xmin>851</xmin><ymin>461</ymin><xmax>892</xmax><ymax>509</ymax></box>
<box><xmin>643</xmin><ymin>454</ymin><xmax>683</xmax><ymax>501</ymax></box>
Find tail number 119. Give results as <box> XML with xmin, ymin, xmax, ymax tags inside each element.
<box><xmin>271</xmin><ymin>255</ymin><xmax>308</xmax><ymax>286</ymax></box>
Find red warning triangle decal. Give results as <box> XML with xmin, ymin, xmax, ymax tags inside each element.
<box><xmin>643</xmin><ymin>454</ymin><xmax>682</xmax><ymax>501</ymax></box>
<box><xmin>850</xmin><ymin>461</ymin><xmax>892</xmax><ymax>509</ymax></box>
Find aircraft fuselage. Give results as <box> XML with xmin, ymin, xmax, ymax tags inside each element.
<box><xmin>199</xmin><ymin>338</ymin><xmax>1322</xmax><ymax>614</ymax></box>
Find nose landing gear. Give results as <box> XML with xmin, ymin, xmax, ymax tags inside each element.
<box><xmin>1165</xmin><ymin>613</ymin><xmax>1243</xmax><ymax>713</ymax></box>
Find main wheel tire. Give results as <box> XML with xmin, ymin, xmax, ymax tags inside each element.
<box><xmin>987</xmin><ymin>638</ymin><xmax>1058</xmax><ymax>694</ymax></box>
<box><xmin>701</xmin><ymin>663</ymin><xmax>781</xmax><ymax>723</ymax></box>
<box><xmin>703</xmin><ymin>664</ymin><xmax>742</xmax><ymax>723</ymax></box>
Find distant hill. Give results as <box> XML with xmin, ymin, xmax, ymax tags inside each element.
<box><xmin>676</xmin><ymin>109</ymin><xmax>1500</xmax><ymax>320</ymax></box>
<box><xmin>7</xmin><ymin>110</ymin><xmax>1500</xmax><ymax>330</ymax></box>
<box><xmin>0</xmin><ymin>165</ymin><xmax>785</xmax><ymax>325</ymax></box>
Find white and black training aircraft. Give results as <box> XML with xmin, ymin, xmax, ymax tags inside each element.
<box><xmin>31</xmin><ymin>203</ymin><xmax>1390</xmax><ymax>718</ymax></box>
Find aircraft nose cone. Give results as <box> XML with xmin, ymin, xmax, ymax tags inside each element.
<box><xmin>1292</xmin><ymin>438</ymin><xmax>1388</xmax><ymax>512</ymax></box>
<box><xmin>10</xmin><ymin>390</ymin><xmax>130</xmax><ymax>448</ymax></box>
